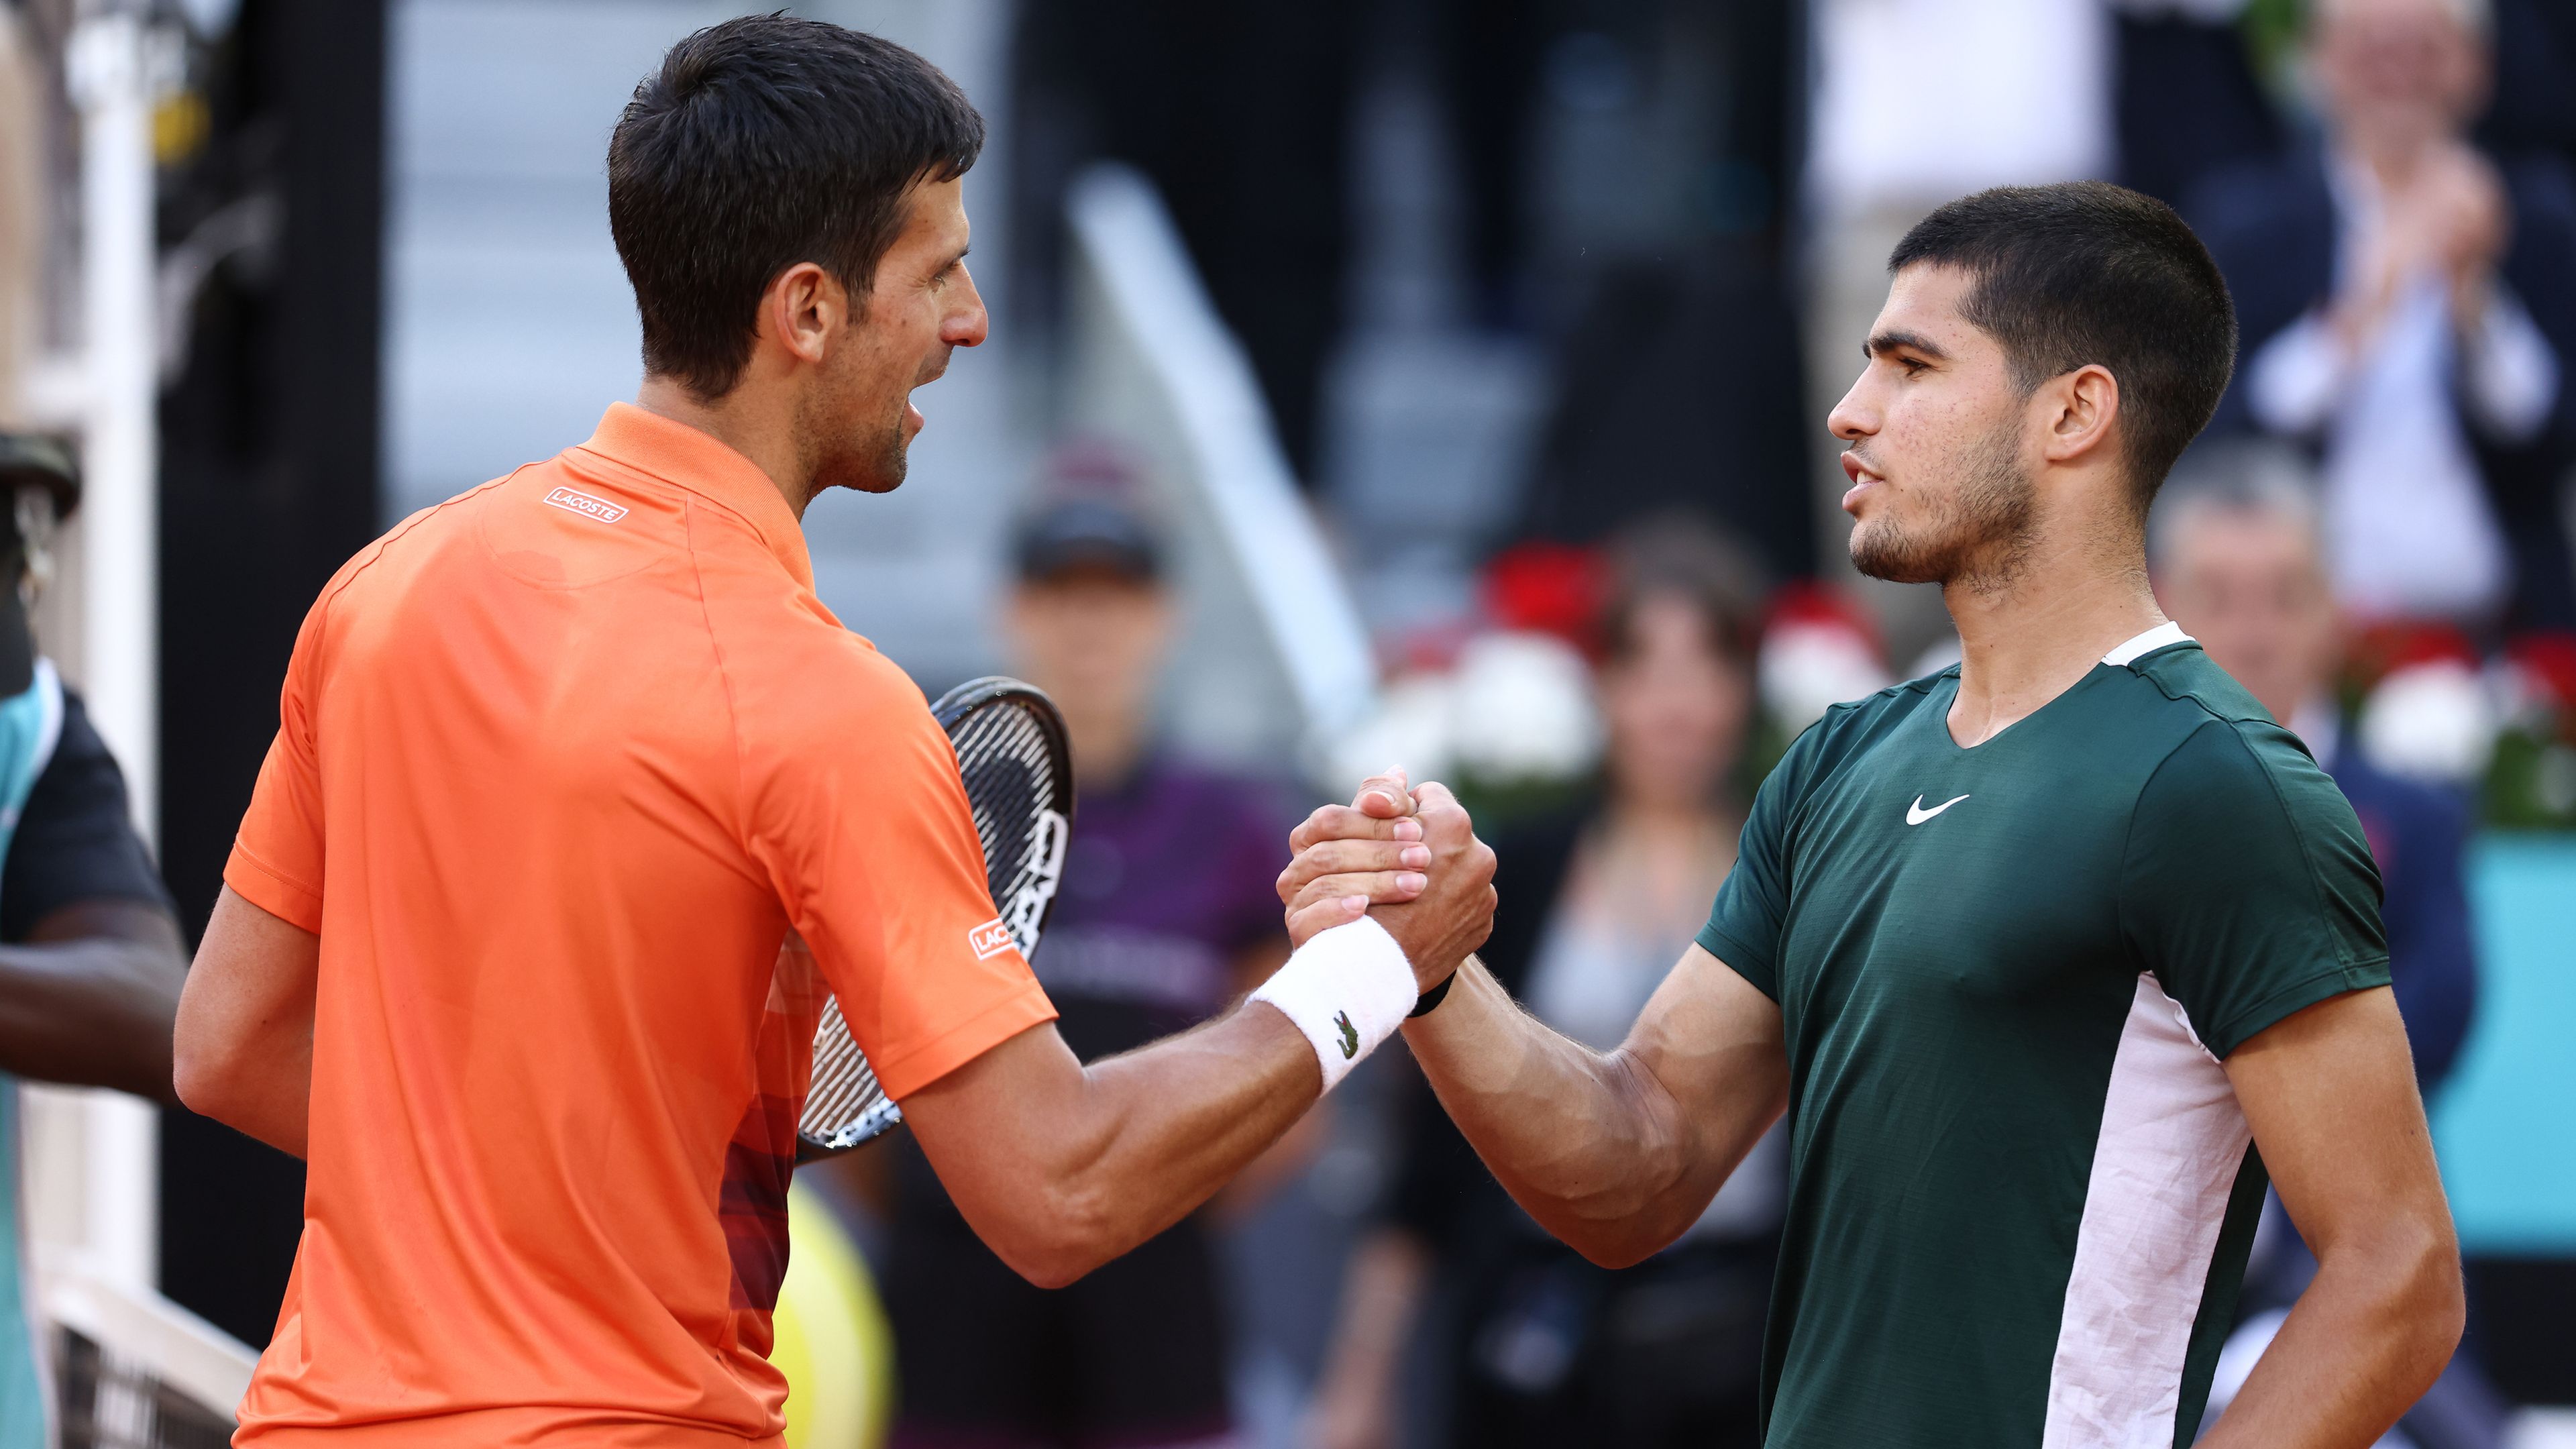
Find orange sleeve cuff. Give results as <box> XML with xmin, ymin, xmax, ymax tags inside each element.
<box><xmin>225</xmin><ymin>841</ymin><xmax>325</xmax><ymax>934</ymax></box>
<box><xmin>872</xmin><ymin>977</ymin><xmax>1059</xmax><ymax>1102</ymax></box>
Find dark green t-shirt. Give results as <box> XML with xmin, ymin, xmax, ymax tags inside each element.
<box><xmin>1699</xmin><ymin>626</ymin><xmax>2389</xmax><ymax>1449</ymax></box>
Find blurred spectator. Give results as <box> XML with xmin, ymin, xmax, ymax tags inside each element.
<box><xmin>1308</xmin><ymin>521</ymin><xmax>1778</xmax><ymax>1449</ymax></box>
<box><xmin>2190</xmin><ymin>0</ymin><xmax>2576</xmax><ymax>632</ymax></box>
<box><xmin>0</xmin><ymin>436</ymin><xmax>189</xmax><ymax>1443</ymax></box>
<box><xmin>877</xmin><ymin>487</ymin><xmax>1296</xmax><ymax>1449</ymax></box>
<box><xmin>2153</xmin><ymin>460</ymin><xmax>2478</xmax><ymax>1086</ymax></box>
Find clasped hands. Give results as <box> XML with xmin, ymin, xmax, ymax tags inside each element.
<box><xmin>1276</xmin><ymin>769</ymin><xmax>1498</xmax><ymax>994</ymax></box>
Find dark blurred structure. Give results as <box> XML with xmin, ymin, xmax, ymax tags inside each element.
<box><xmin>151</xmin><ymin>0</ymin><xmax>385</xmax><ymax>1348</ymax></box>
<box><xmin>1499</xmin><ymin>0</ymin><xmax>1815</xmax><ymax>582</ymax></box>
<box><xmin>1512</xmin><ymin>252</ymin><xmax>1813</xmax><ymax>586</ymax></box>
<box><xmin>2112</xmin><ymin>8</ymin><xmax>2284</xmax><ymax>209</ymax></box>
<box><xmin>1013</xmin><ymin>0</ymin><xmax>1358</xmax><ymax>478</ymax></box>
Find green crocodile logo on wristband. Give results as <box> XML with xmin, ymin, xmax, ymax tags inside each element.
<box><xmin>1334</xmin><ymin>1011</ymin><xmax>1359</xmax><ymax>1060</ymax></box>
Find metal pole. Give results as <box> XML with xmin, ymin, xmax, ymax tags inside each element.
<box><xmin>64</xmin><ymin>3</ymin><xmax>160</xmax><ymax>1291</ymax></box>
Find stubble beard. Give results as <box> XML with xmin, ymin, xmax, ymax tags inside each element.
<box><xmin>799</xmin><ymin>365</ymin><xmax>912</xmax><ymax>498</ymax></box>
<box><xmin>1847</xmin><ymin>417</ymin><xmax>2036</xmax><ymax>594</ymax></box>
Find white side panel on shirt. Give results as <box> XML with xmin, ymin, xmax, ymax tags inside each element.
<box><xmin>2041</xmin><ymin>973</ymin><xmax>2253</xmax><ymax>1449</ymax></box>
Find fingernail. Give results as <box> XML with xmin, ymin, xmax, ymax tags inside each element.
<box><xmin>1395</xmin><ymin>871</ymin><xmax>1427</xmax><ymax>894</ymax></box>
<box><xmin>1401</xmin><ymin>845</ymin><xmax>1430</xmax><ymax>867</ymax></box>
<box><xmin>1393</xmin><ymin>819</ymin><xmax>1423</xmax><ymax>841</ymax></box>
<box><xmin>1341</xmin><ymin>894</ymin><xmax>1368</xmax><ymax>912</ymax></box>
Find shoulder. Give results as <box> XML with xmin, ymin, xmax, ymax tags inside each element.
<box><xmin>1778</xmin><ymin>671</ymin><xmax>1947</xmax><ymax>780</ymax></box>
<box><xmin>319</xmin><ymin>474</ymin><xmax>521</xmax><ymax>608</ymax></box>
<box><xmin>2</xmin><ymin>686</ymin><xmax>170</xmax><ymax>938</ymax></box>
<box><xmin>2108</xmin><ymin>645</ymin><xmax>2357</xmax><ymax>828</ymax></box>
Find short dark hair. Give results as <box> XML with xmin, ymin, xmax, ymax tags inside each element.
<box><xmin>608</xmin><ymin>15</ymin><xmax>985</xmax><ymax>399</ymax></box>
<box><xmin>1888</xmin><ymin>182</ymin><xmax>2237</xmax><ymax>515</ymax></box>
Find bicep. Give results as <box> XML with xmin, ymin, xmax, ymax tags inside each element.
<box><xmin>2224</xmin><ymin>987</ymin><xmax>2450</xmax><ymax>1256</ymax></box>
<box><xmin>1624</xmin><ymin>945</ymin><xmax>1790</xmax><ymax>1173</ymax></box>
<box><xmin>177</xmin><ymin>885</ymin><xmax>321</xmax><ymax>1050</ymax></box>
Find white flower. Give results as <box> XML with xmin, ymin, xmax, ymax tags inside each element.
<box><xmin>1760</xmin><ymin>621</ymin><xmax>1892</xmax><ymax>732</ymax></box>
<box><xmin>1320</xmin><ymin>672</ymin><xmax>1457</xmax><ymax>798</ymax></box>
<box><xmin>1448</xmin><ymin>632</ymin><xmax>1603</xmax><ymax>783</ymax></box>
<box><xmin>2359</xmin><ymin>660</ymin><xmax>2498</xmax><ymax>784</ymax></box>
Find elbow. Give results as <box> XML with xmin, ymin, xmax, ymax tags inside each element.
<box><xmin>2406</xmin><ymin>1222</ymin><xmax>2468</xmax><ymax>1371</ymax></box>
<box><xmin>170</xmin><ymin>1024</ymin><xmax>244</xmax><ymax>1126</ymax></box>
<box><xmin>2349</xmin><ymin>1210</ymin><xmax>2465</xmax><ymax>1385</ymax></box>
<box><xmin>985</xmin><ymin>1182</ymin><xmax>1126</xmax><ymax>1291</ymax></box>
<box><xmin>1562</xmin><ymin>1217</ymin><xmax>1683</xmax><ymax>1271</ymax></box>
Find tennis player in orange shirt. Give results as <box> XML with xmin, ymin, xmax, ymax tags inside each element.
<box><xmin>170</xmin><ymin>17</ymin><xmax>1493</xmax><ymax>1446</ymax></box>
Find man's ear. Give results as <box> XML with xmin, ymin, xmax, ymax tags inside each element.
<box><xmin>2041</xmin><ymin>363</ymin><xmax>2121</xmax><ymax>468</ymax></box>
<box><xmin>759</xmin><ymin>262</ymin><xmax>845</xmax><ymax>368</ymax></box>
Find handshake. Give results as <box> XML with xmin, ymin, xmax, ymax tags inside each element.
<box><xmin>1273</xmin><ymin>769</ymin><xmax>1500</xmax><ymax>998</ymax></box>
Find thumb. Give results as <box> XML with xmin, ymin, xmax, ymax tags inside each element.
<box><xmin>1285</xmin><ymin>894</ymin><xmax>1370</xmax><ymax>950</ymax></box>
<box><xmin>1353</xmin><ymin>766</ymin><xmax>1414</xmax><ymax>819</ymax></box>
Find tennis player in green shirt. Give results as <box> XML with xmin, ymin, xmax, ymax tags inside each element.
<box><xmin>1282</xmin><ymin>182</ymin><xmax>2461</xmax><ymax>1449</ymax></box>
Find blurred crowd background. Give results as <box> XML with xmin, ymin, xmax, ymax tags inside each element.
<box><xmin>2</xmin><ymin>0</ymin><xmax>2573</xmax><ymax>1446</ymax></box>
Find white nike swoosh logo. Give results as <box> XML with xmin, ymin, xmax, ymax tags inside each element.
<box><xmin>1907</xmin><ymin>793</ymin><xmax>1970</xmax><ymax>825</ymax></box>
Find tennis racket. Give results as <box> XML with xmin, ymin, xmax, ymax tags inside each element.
<box><xmin>795</xmin><ymin>676</ymin><xmax>1075</xmax><ymax>1160</ymax></box>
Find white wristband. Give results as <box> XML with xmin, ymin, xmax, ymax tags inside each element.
<box><xmin>1249</xmin><ymin>916</ymin><xmax>1417</xmax><ymax>1093</ymax></box>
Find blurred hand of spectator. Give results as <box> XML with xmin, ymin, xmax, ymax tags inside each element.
<box><xmin>2332</xmin><ymin>140</ymin><xmax>2509</xmax><ymax>349</ymax></box>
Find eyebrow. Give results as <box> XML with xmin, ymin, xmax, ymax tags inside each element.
<box><xmin>1866</xmin><ymin>329</ymin><xmax>1947</xmax><ymax>362</ymax></box>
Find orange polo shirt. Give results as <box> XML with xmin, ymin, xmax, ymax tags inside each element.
<box><xmin>223</xmin><ymin>404</ymin><xmax>1056</xmax><ymax>1446</ymax></box>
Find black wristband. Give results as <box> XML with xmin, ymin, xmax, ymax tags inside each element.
<box><xmin>1408</xmin><ymin>969</ymin><xmax>1458</xmax><ymax>1018</ymax></box>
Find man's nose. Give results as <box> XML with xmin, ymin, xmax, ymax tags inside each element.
<box><xmin>947</xmin><ymin>264</ymin><xmax>990</xmax><ymax>348</ymax></box>
<box><xmin>1826</xmin><ymin>373</ymin><xmax>1875</xmax><ymax>441</ymax></box>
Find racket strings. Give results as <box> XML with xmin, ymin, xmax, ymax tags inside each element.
<box><xmin>799</xmin><ymin>690</ymin><xmax>1069</xmax><ymax>1158</ymax></box>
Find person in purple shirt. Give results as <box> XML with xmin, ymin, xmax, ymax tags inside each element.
<box><xmin>881</xmin><ymin>486</ymin><xmax>1295</xmax><ymax>1449</ymax></box>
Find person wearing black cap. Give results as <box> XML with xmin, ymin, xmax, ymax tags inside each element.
<box><xmin>0</xmin><ymin>433</ymin><xmax>189</xmax><ymax>1446</ymax></box>
<box><xmin>873</xmin><ymin>490</ymin><xmax>1305</xmax><ymax>1449</ymax></box>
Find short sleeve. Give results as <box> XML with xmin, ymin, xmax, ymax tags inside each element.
<box><xmin>747</xmin><ymin>657</ymin><xmax>1057</xmax><ymax>1102</ymax></box>
<box><xmin>2122</xmin><ymin>721</ymin><xmax>2391</xmax><ymax>1059</ymax></box>
<box><xmin>0</xmin><ymin>690</ymin><xmax>173</xmax><ymax>940</ymax></box>
<box><xmin>224</xmin><ymin>603</ymin><xmax>330</xmax><ymax>933</ymax></box>
<box><xmin>1697</xmin><ymin>724</ymin><xmax>1821</xmax><ymax>1001</ymax></box>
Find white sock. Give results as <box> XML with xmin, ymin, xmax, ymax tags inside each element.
<box><xmin>1248</xmin><ymin>916</ymin><xmax>1417</xmax><ymax>1093</ymax></box>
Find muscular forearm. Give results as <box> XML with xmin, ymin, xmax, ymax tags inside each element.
<box><xmin>1403</xmin><ymin>960</ymin><xmax>1724</xmax><ymax>1266</ymax></box>
<box><xmin>0</xmin><ymin>926</ymin><xmax>186</xmax><ymax>1102</ymax></box>
<box><xmin>2200</xmin><ymin>1225</ymin><xmax>2463</xmax><ymax>1449</ymax></box>
<box><xmin>908</xmin><ymin>1004</ymin><xmax>1321</xmax><ymax>1287</ymax></box>
<box><xmin>2212</xmin><ymin>989</ymin><xmax>2464</xmax><ymax>1448</ymax></box>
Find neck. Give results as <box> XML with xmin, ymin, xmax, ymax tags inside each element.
<box><xmin>1943</xmin><ymin>522</ymin><xmax>2164</xmax><ymax>747</ymax></box>
<box><xmin>635</xmin><ymin>374</ymin><xmax>818</xmax><ymax>520</ymax></box>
